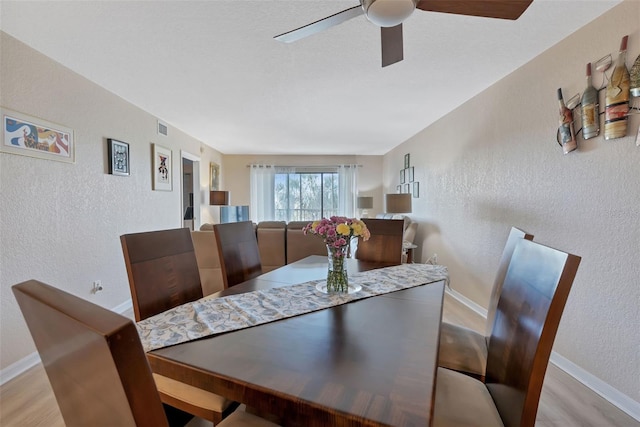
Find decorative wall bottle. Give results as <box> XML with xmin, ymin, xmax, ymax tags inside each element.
<box><xmin>604</xmin><ymin>35</ymin><xmax>630</xmax><ymax>140</ymax></box>
<box><xmin>558</xmin><ymin>88</ymin><xmax>577</xmax><ymax>154</ymax></box>
<box><xmin>630</xmin><ymin>53</ymin><xmax>640</xmax><ymax>97</ymax></box>
<box><xmin>581</xmin><ymin>63</ymin><xmax>600</xmax><ymax>139</ymax></box>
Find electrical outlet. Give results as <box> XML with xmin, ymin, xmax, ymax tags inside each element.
<box><xmin>92</xmin><ymin>280</ymin><xmax>103</xmax><ymax>293</ymax></box>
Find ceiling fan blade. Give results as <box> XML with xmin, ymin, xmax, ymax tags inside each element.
<box><xmin>381</xmin><ymin>24</ymin><xmax>403</xmax><ymax>67</ymax></box>
<box><xmin>274</xmin><ymin>5</ymin><xmax>364</xmax><ymax>43</ymax></box>
<box><xmin>416</xmin><ymin>0</ymin><xmax>533</xmax><ymax>20</ymax></box>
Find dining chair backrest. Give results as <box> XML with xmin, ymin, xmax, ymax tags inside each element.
<box><xmin>121</xmin><ymin>228</ymin><xmax>203</xmax><ymax>321</ymax></box>
<box><xmin>484</xmin><ymin>227</ymin><xmax>534</xmax><ymax>337</ymax></box>
<box><xmin>356</xmin><ymin>218</ymin><xmax>404</xmax><ymax>264</ymax></box>
<box><xmin>214</xmin><ymin>221</ymin><xmax>263</xmax><ymax>288</ymax></box>
<box><xmin>12</xmin><ymin>280</ymin><xmax>169</xmax><ymax>427</ymax></box>
<box><xmin>485</xmin><ymin>239</ymin><xmax>581</xmax><ymax>427</ymax></box>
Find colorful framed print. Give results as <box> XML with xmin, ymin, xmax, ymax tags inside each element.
<box><xmin>210</xmin><ymin>162</ymin><xmax>220</xmax><ymax>191</ymax></box>
<box><xmin>1</xmin><ymin>108</ymin><xmax>74</xmax><ymax>163</ymax></box>
<box><xmin>108</xmin><ymin>139</ymin><xmax>130</xmax><ymax>176</ymax></box>
<box><xmin>152</xmin><ymin>143</ymin><xmax>172</xmax><ymax>191</ymax></box>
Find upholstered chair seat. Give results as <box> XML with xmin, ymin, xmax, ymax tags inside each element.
<box><xmin>433</xmin><ymin>367</ymin><xmax>504</xmax><ymax>427</ymax></box>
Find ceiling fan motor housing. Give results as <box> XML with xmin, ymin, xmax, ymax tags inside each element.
<box><xmin>362</xmin><ymin>0</ymin><xmax>418</xmax><ymax>27</ymax></box>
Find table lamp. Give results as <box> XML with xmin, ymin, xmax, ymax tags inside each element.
<box><xmin>385</xmin><ymin>193</ymin><xmax>412</xmax><ymax>214</ymax></box>
<box><xmin>210</xmin><ymin>190</ymin><xmax>230</xmax><ymax>206</ymax></box>
<box><xmin>357</xmin><ymin>196</ymin><xmax>373</xmax><ymax>218</ymax></box>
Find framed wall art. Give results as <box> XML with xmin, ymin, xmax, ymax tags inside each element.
<box><xmin>1</xmin><ymin>108</ymin><xmax>74</xmax><ymax>163</ymax></box>
<box><xmin>404</xmin><ymin>153</ymin><xmax>410</xmax><ymax>169</ymax></box>
<box><xmin>210</xmin><ymin>162</ymin><xmax>220</xmax><ymax>191</ymax></box>
<box><xmin>152</xmin><ymin>143</ymin><xmax>172</xmax><ymax>191</ymax></box>
<box><xmin>413</xmin><ymin>182</ymin><xmax>419</xmax><ymax>198</ymax></box>
<box><xmin>107</xmin><ymin>139</ymin><xmax>130</xmax><ymax>176</ymax></box>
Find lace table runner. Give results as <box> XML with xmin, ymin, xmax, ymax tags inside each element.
<box><xmin>137</xmin><ymin>263</ymin><xmax>448</xmax><ymax>352</ymax></box>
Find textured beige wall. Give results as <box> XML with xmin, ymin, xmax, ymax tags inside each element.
<box><xmin>384</xmin><ymin>1</ymin><xmax>639</xmax><ymax>402</ymax></box>
<box><xmin>0</xmin><ymin>32</ymin><xmax>223</xmax><ymax>370</ymax></box>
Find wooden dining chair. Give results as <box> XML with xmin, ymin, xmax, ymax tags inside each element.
<box><xmin>433</xmin><ymin>238</ymin><xmax>581</xmax><ymax>427</ymax></box>
<box><xmin>438</xmin><ymin>227</ymin><xmax>533</xmax><ymax>380</ymax></box>
<box><xmin>120</xmin><ymin>227</ymin><xmax>239</xmax><ymax>424</ymax></box>
<box><xmin>355</xmin><ymin>218</ymin><xmax>404</xmax><ymax>264</ymax></box>
<box><xmin>214</xmin><ymin>221</ymin><xmax>263</xmax><ymax>288</ymax></box>
<box><xmin>12</xmin><ymin>280</ymin><xmax>280</xmax><ymax>427</ymax></box>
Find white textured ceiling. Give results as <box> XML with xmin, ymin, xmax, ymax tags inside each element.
<box><xmin>0</xmin><ymin>1</ymin><xmax>621</xmax><ymax>155</ymax></box>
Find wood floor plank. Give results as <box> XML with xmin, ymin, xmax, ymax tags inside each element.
<box><xmin>0</xmin><ymin>295</ymin><xmax>637</xmax><ymax>426</ymax></box>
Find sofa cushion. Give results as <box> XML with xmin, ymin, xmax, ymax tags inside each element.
<box><xmin>286</xmin><ymin>221</ymin><xmax>327</xmax><ymax>264</ymax></box>
<box><xmin>256</xmin><ymin>221</ymin><xmax>286</xmax><ymax>272</ymax></box>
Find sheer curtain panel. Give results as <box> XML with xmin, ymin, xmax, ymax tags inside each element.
<box><xmin>338</xmin><ymin>165</ymin><xmax>358</xmax><ymax>218</ymax></box>
<box><xmin>250</xmin><ymin>165</ymin><xmax>275</xmax><ymax>222</ymax></box>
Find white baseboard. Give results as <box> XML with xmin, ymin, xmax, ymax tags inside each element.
<box><xmin>549</xmin><ymin>353</ymin><xmax>640</xmax><ymax>422</ymax></box>
<box><xmin>0</xmin><ymin>352</ymin><xmax>41</xmax><ymax>386</ymax></box>
<box><xmin>0</xmin><ymin>298</ymin><xmax>133</xmax><ymax>386</ymax></box>
<box><xmin>445</xmin><ymin>287</ymin><xmax>488</xmax><ymax>318</ymax></box>
<box><xmin>445</xmin><ymin>288</ymin><xmax>640</xmax><ymax>422</ymax></box>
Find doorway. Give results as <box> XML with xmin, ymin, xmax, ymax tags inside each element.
<box><xmin>181</xmin><ymin>151</ymin><xmax>201</xmax><ymax>230</ymax></box>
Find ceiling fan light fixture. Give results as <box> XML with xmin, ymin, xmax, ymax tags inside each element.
<box><xmin>362</xmin><ymin>0</ymin><xmax>417</xmax><ymax>27</ymax></box>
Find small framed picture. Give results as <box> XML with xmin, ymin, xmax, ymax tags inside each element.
<box><xmin>396</xmin><ymin>185</ymin><xmax>401</xmax><ymax>193</ymax></box>
<box><xmin>404</xmin><ymin>153</ymin><xmax>410</xmax><ymax>169</ymax></box>
<box><xmin>210</xmin><ymin>162</ymin><xmax>220</xmax><ymax>191</ymax></box>
<box><xmin>404</xmin><ymin>184</ymin><xmax>410</xmax><ymax>194</ymax></box>
<box><xmin>107</xmin><ymin>139</ymin><xmax>130</xmax><ymax>176</ymax></box>
<box><xmin>408</xmin><ymin>167</ymin><xmax>414</xmax><ymax>182</ymax></box>
<box><xmin>400</xmin><ymin>169</ymin><xmax>406</xmax><ymax>184</ymax></box>
<box><xmin>413</xmin><ymin>182</ymin><xmax>419</xmax><ymax>198</ymax></box>
<box><xmin>152</xmin><ymin>143</ymin><xmax>172</xmax><ymax>191</ymax></box>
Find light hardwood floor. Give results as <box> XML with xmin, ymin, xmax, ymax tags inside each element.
<box><xmin>1</xmin><ymin>294</ymin><xmax>638</xmax><ymax>426</ymax></box>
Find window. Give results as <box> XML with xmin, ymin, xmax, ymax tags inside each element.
<box><xmin>274</xmin><ymin>172</ymin><xmax>338</xmax><ymax>221</ymax></box>
<box><xmin>250</xmin><ymin>164</ymin><xmax>358</xmax><ymax>223</ymax></box>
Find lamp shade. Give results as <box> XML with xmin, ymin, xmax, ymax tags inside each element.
<box><xmin>210</xmin><ymin>190</ymin><xmax>230</xmax><ymax>206</ymax></box>
<box><xmin>357</xmin><ymin>196</ymin><xmax>374</xmax><ymax>209</ymax></box>
<box><xmin>385</xmin><ymin>193</ymin><xmax>412</xmax><ymax>213</ymax></box>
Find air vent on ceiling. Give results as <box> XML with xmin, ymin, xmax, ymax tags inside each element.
<box><xmin>157</xmin><ymin>120</ymin><xmax>168</xmax><ymax>136</ymax></box>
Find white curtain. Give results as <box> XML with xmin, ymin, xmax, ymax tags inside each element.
<box><xmin>250</xmin><ymin>165</ymin><xmax>275</xmax><ymax>222</ymax></box>
<box><xmin>338</xmin><ymin>164</ymin><xmax>358</xmax><ymax>218</ymax></box>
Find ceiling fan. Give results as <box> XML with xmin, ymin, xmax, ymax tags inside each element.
<box><xmin>275</xmin><ymin>0</ymin><xmax>533</xmax><ymax>67</ymax></box>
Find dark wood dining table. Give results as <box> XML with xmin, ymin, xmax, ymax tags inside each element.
<box><xmin>147</xmin><ymin>255</ymin><xmax>446</xmax><ymax>427</ymax></box>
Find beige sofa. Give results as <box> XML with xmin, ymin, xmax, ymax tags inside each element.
<box><xmin>192</xmin><ymin>221</ymin><xmax>327</xmax><ymax>294</ymax></box>
<box><xmin>192</xmin><ymin>218</ymin><xmax>416</xmax><ymax>293</ymax></box>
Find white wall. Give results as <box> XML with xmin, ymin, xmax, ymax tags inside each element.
<box><xmin>384</xmin><ymin>1</ymin><xmax>639</xmax><ymax>404</ymax></box>
<box><xmin>0</xmin><ymin>32</ymin><xmax>223</xmax><ymax>374</ymax></box>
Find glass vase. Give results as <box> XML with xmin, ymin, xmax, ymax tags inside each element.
<box><xmin>326</xmin><ymin>244</ymin><xmax>349</xmax><ymax>293</ymax></box>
